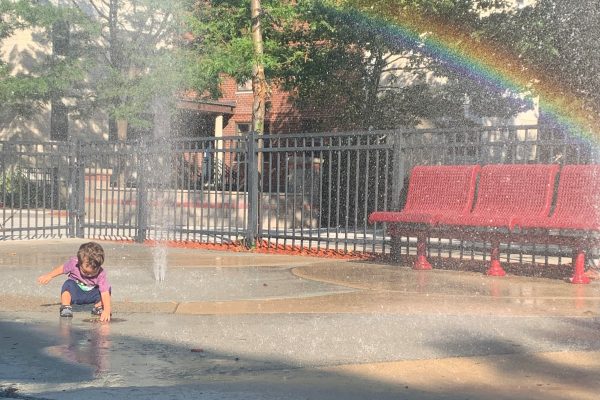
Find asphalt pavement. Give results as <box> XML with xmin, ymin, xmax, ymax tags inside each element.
<box><xmin>1</xmin><ymin>239</ymin><xmax>600</xmax><ymax>400</ymax></box>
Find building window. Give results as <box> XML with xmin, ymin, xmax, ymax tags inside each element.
<box><xmin>236</xmin><ymin>122</ymin><xmax>251</xmax><ymax>135</ymax></box>
<box><xmin>236</xmin><ymin>80</ymin><xmax>252</xmax><ymax>93</ymax></box>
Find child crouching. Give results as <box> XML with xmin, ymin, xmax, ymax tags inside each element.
<box><xmin>37</xmin><ymin>242</ymin><xmax>112</xmax><ymax>322</ymax></box>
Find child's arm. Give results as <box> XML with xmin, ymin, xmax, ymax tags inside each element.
<box><xmin>99</xmin><ymin>291</ymin><xmax>111</xmax><ymax>322</ymax></box>
<box><xmin>37</xmin><ymin>264</ymin><xmax>64</xmax><ymax>285</ymax></box>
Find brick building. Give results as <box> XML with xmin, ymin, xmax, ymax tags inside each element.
<box><xmin>176</xmin><ymin>76</ymin><xmax>319</xmax><ymax>141</ymax></box>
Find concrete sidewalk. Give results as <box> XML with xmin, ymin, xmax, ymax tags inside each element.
<box><xmin>1</xmin><ymin>239</ymin><xmax>600</xmax><ymax>400</ymax></box>
<box><xmin>1</xmin><ymin>238</ymin><xmax>598</xmax><ymax>317</ymax></box>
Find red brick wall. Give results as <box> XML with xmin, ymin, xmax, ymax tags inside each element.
<box><xmin>218</xmin><ymin>77</ymin><xmax>306</xmax><ymax>135</ymax></box>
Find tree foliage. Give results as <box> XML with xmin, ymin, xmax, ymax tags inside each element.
<box><xmin>0</xmin><ymin>1</ymin><xmax>93</xmax><ymax>116</ymax></box>
<box><xmin>0</xmin><ymin>0</ymin><xmax>199</xmax><ymax>135</ymax></box>
<box><xmin>80</xmin><ymin>0</ymin><xmax>198</xmax><ymax>129</ymax></box>
<box><xmin>190</xmin><ymin>0</ymin><xmax>535</xmax><ymax>131</ymax></box>
<box><xmin>186</xmin><ymin>0</ymin><xmax>298</xmax><ymax>95</ymax></box>
<box><xmin>486</xmin><ymin>0</ymin><xmax>600</xmax><ymax>131</ymax></box>
<box><xmin>286</xmin><ymin>0</ymin><xmax>533</xmax><ymax>130</ymax></box>
<box><xmin>2</xmin><ymin>0</ymin><xmax>597</xmax><ymax>135</ymax></box>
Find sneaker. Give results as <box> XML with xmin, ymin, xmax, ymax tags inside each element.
<box><xmin>59</xmin><ymin>305</ymin><xmax>73</xmax><ymax>318</ymax></box>
<box><xmin>91</xmin><ymin>306</ymin><xmax>103</xmax><ymax>316</ymax></box>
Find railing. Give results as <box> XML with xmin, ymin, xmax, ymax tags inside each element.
<box><xmin>256</xmin><ymin>130</ymin><xmax>393</xmax><ymax>253</ymax></box>
<box><xmin>1</xmin><ymin>125</ymin><xmax>598</xmax><ymax>268</ymax></box>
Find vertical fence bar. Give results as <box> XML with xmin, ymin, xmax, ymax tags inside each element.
<box><xmin>391</xmin><ymin>131</ymin><xmax>404</xmax><ymax>211</ymax></box>
<box><xmin>317</xmin><ymin>139</ymin><xmax>324</xmax><ymax>251</ymax></box>
<box><xmin>75</xmin><ymin>142</ymin><xmax>85</xmax><ymax>238</ymax></box>
<box><xmin>334</xmin><ymin>137</ymin><xmax>342</xmax><ymax>252</ymax></box>
<box><xmin>136</xmin><ymin>145</ymin><xmax>147</xmax><ymax>243</ymax></box>
<box><xmin>362</xmin><ymin>137</ymin><xmax>371</xmax><ymax>252</ymax></box>
<box><xmin>283</xmin><ymin>141</ymin><xmax>290</xmax><ymax>247</ymax></box>
<box><xmin>1</xmin><ymin>148</ymin><xmax>5</xmax><ymax>239</ymax></box>
<box><xmin>68</xmin><ymin>142</ymin><xmax>77</xmax><ymax>237</ymax></box>
<box><xmin>275</xmin><ymin>138</ymin><xmax>282</xmax><ymax>248</ymax></box>
<box><xmin>218</xmin><ymin>140</ymin><xmax>226</xmax><ymax>241</ymax></box>
<box><xmin>246</xmin><ymin>131</ymin><xmax>259</xmax><ymax>247</ymax></box>
<box><xmin>16</xmin><ymin>148</ymin><xmax>22</xmax><ymax>240</ymax></box>
<box><xmin>299</xmin><ymin>136</ymin><xmax>306</xmax><ymax>249</ymax></box>
<box><xmin>291</xmin><ymin>137</ymin><xmax>298</xmax><ymax>249</ymax></box>
<box><xmin>205</xmin><ymin>140</ymin><xmax>213</xmax><ymax>244</ymax></box>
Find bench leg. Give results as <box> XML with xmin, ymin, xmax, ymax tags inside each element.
<box><xmin>486</xmin><ymin>240</ymin><xmax>506</xmax><ymax>276</ymax></box>
<box><xmin>414</xmin><ymin>232</ymin><xmax>432</xmax><ymax>270</ymax></box>
<box><xmin>570</xmin><ymin>248</ymin><xmax>591</xmax><ymax>284</ymax></box>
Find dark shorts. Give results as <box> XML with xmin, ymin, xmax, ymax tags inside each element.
<box><xmin>61</xmin><ymin>280</ymin><xmax>110</xmax><ymax>305</ymax></box>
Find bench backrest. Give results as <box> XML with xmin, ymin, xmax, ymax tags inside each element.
<box><xmin>552</xmin><ymin>165</ymin><xmax>600</xmax><ymax>221</ymax></box>
<box><xmin>473</xmin><ymin>164</ymin><xmax>559</xmax><ymax>216</ymax></box>
<box><xmin>404</xmin><ymin>165</ymin><xmax>480</xmax><ymax>214</ymax></box>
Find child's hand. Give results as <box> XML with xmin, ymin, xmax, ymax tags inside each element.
<box><xmin>37</xmin><ymin>265</ymin><xmax>63</xmax><ymax>285</ymax></box>
<box><xmin>37</xmin><ymin>274</ymin><xmax>52</xmax><ymax>285</ymax></box>
<box><xmin>100</xmin><ymin>309</ymin><xmax>111</xmax><ymax>322</ymax></box>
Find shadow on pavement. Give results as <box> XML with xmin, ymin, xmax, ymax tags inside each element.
<box><xmin>2</xmin><ymin>315</ymin><xmax>600</xmax><ymax>400</ymax></box>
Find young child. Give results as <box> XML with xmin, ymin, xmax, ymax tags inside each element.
<box><xmin>37</xmin><ymin>242</ymin><xmax>111</xmax><ymax>322</ymax></box>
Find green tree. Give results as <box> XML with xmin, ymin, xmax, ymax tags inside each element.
<box><xmin>187</xmin><ymin>0</ymin><xmax>296</xmax><ymax>93</ymax></box>
<box><xmin>76</xmin><ymin>0</ymin><xmax>198</xmax><ymax>138</ymax></box>
<box><xmin>487</xmin><ymin>0</ymin><xmax>600</xmax><ymax>132</ymax></box>
<box><xmin>0</xmin><ymin>1</ymin><xmax>93</xmax><ymax>118</ymax></box>
<box><xmin>276</xmin><ymin>0</ymin><xmax>534</xmax><ymax>131</ymax></box>
<box><xmin>0</xmin><ymin>0</ymin><xmax>199</xmax><ymax>139</ymax></box>
<box><xmin>191</xmin><ymin>0</ymin><xmax>529</xmax><ymax>131</ymax></box>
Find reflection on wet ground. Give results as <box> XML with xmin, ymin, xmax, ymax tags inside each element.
<box><xmin>3</xmin><ymin>311</ymin><xmax>600</xmax><ymax>400</ymax></box>
<box><xmin>44</xmin><ymin>319</ymin><xmax>112</xmax><ymax>376</ymax></box>
<box><xmin>82</xmin><ymin>318</ymin><xmax>127</xmax><ymax>323</ymax></box>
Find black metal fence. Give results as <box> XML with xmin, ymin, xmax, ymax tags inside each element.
<box><xmin>1</xmin><ymin>125</ymin><xmax>598</xmax><ymax>266</ymax></box>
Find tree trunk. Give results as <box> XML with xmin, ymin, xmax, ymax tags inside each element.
<box><xmin>108</xmin><ymin>0</ymin><xmax>120</xmax><ymax>141</ymax></box>
<box><xmin>250</xmin><ymin>0</ymin><xmax>268</xmax><ymax>176</ymax></box>
<box><xmin>250</xmin><ymin>0</ymin><xmax>268</xmax><ymax>135</ymax></box>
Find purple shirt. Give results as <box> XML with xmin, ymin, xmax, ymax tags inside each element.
<box><xmin>63</xmin><ymin>256</ymin><xmax>110</xmax><ymax>293</ymax></box>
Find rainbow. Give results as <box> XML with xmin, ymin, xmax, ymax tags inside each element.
<box><xmin>337</xmin><ymin>5</ymin><xmax>598</xmax><ymax>143</ymax></box>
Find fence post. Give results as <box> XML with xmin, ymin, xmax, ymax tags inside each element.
<box><xmin>67</xmin><ymin>142</ymin><xmax>77</xmax><ymax>238</ymax></box>
<box><xmin>136</xmin><ymin>144</ymin><xmax>147</xmax><ymax>243</ymax></box>
<box><xmin>77</xmin><ymin>143</ymin><xmax>86</xmax><ymax>238</ymax></box>
<box><xmin>391</xmin><ymin>130</ymin><xmax>405</xmax><ymax>211</ymax></box>
<box><xmin>246</xmin><ymin>131</ymin><xmax>259</xmax><ymax>247</ymax></box>
<box><xmin>389</xmin><ymin>130</ymin><xmax>405</xmax><ymax>261</ymax></box>
<box><xmin>69</xmin><ymin>141</ymin><xmax>85</xmax><ymax>238</ymax></box>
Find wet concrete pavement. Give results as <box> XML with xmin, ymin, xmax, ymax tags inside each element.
<box><xmin>1</xmin><ymin>239</ymin><xmax>600</xmax><ymax>399</ymax></box>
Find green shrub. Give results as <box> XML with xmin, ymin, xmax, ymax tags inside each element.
<box><xmin>0</xmin><ymin>167</ymin><xmax>53</xmax><ymax>209</ymax></box>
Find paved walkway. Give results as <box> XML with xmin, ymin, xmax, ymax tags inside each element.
<box><xmin>1</xmin><ymin>239</ymin><xmax>599</xmax><ymax>399</ymax></box>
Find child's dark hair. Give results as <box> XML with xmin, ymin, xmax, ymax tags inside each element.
<box><xmin>77</xmin><ymin>242</ymin><xmax>105</xmax><ymax>270</ymax></box>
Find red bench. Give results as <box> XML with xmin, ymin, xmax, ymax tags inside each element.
<box><xmin>370</xmin><ymin>164</ymin><xmax>599</xmax><ymax>283</ymax></box>
<box><xmin>513</xmin><ymin>165</ymin><xmax>600</xmax><ymax>283</ymax></box>
<box><xmin>369</xmin><ymin>165</ymin><xmax>480</xmax><ymax>269</ymax></box>
<box><xmin>437</xmin><ymin>164</ymin><xmax>559</xmax><ymax>276</ymax></box>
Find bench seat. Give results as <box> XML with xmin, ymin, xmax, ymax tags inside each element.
<box><xmin>368</xmin><ymin>211</ymin><xmax>439</xmax><ymax>225</ymax></box>
<box><xmin>369</xmin><ymin>165</ymin><xmax>480</xmax><ymax>226</ymax></box>
<box><xmin>516</xmin><ymin>217</ymin><xmax>600</xmax><ymax>231</ymax></box>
